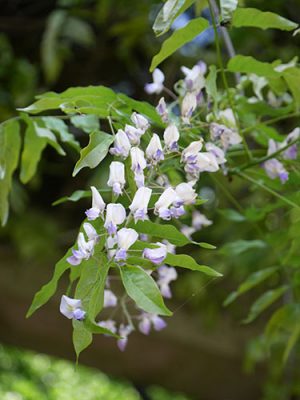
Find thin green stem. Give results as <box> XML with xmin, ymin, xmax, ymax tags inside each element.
<box><xmin>237</xmin><ymin>171</ymin><xmax>300</xmax><ymax>210</ymax></box>
<box><xmin>242</xmin><ymin>112</ymin><xmax>300</xmax><ymax>134</ymax></box>
<box><xmin>230</xmin><ymin>138</ymin><xmax>300</xmax><ymax>174</ymax></box>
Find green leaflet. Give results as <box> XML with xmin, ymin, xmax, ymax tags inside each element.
<box><xmin>243</xmin><ymin>286</ymin><xmax>288</xmax><ymax>324</ymax></box>
<box><xmin>220</xmin><ymin>239</ymin><xmax>267</xmax><ymax>256</ymax></box>
<box><xmin>120</xmin><ymin>265</ymin><xmax>172</xmax><ymax>316</ymax></box>
<box><xmin>223</xmin><ymin>266</ymin><xmax>279</xmax><ymax>306</ymax></box>
<box><xmin>70</xmin><ymin>115</ymin><xmax>100</xmax><ymax>134</ymax></box>
<box><xmin>232</xmin><ymin>8</ymin><xmax>298</xmax><ymax>31</ymax></box>
<box><xmin>152</xmin><ymin>0</ymin><xmax>196</xmax><ymax>37</ymax></box>
<box><xmin>282</xmin><ymin>67</ymin><xmax>300</xmax><ymax>106</ymax></box>
<box><xmin>265</xmin><ymin>305</ymin><xmax>300</xmax><ymax>363</ymax></box>
<box><xmin>228</xmin><ymin>55</ymin><xmax>280</xmax><ymax>79</ymax></box>
<box><xmin>205</xmin><ymin>65</ymin><xmax>218</xmax><ymax>105</ymax></box>
<box><xmin>165</xmin><ymin>253</ymin><xmax>222</xmax><ymax>277</ymax></box>
<box><xmin>129</xmin><ymin>220</ymin><xmax>216</xmax><ymax>249</ymax></box>
<box><xmin>73</xmin><ymin>130</ymin><xmax>114</xmax><ymax>176</ymax></box>
<box><xmin>26</xmin><ymin>247</ymin><xmax>73</xmax><ymax>317</ymax></box>
<box><xmin>220</xmin><ymin>0</ymin><xmax>238</xmax><ymax>21</ymax></box>
<box><xmin>20</xmin><ymin>119</ymin><xmax>47</xmax><ymax>184</ymax></box>
<box><xmin>52</xmin><ymin>190</ymin><xmax>90</xmax><ymax>206</ymax></box>
<box><xmin>218</xmin><ymin>208</ymin><xmax>246</xmax><ymax>222</ymax></box>
<box><xmin>0</xmin><ymin>119</ymin><xmax>21</xmax><ymax>226</ymax></box>
<box><xmin>42</xmin><ymin>116</ymin><xmax>80</xmax><ymax>151</ymax></box>
<box><xmin>150</xmin><ymin>17</ymin><xmax>209</xmax><ymax>72</ymax></box>
<box><xmin>72</xmin><ymin>249</ymin><xmax>115</xmax><ymax>358</ymax></box>
<box><xmin>34</xmin><ymin>124</ymin><xmax>66</xmax><ymax>156</ymax></box>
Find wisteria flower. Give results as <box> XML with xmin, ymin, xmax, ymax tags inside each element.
<box><xmin>181</xmin><ymin>61</ymin><xmax>206</xmax><ymax>92</ymax></box>
<box><xmin>164</xmin><ymin>124</ymin><xmax>180</xmax><ymax>152</ymax></box>
<box><xmin>118</xmin><ymin>324</ymin><xmax>133</xmax><ymax>351</ymax></box>
<box><xmin>156</xmin><ymin>97</ymin><xmax>168</xmax><ymax>122</ymax></box>
<box><xmin>263</xmin><ymin>140</ymin><xmax>289</xmax><ymax>183</ymax></box>
<box><xmin>144</xmin><ymin>68</ymin><xmax>165</xmax><ymax>95</ymax></box>
<box><xmin>110</xmin><ymin>129</ymin><xmax>131</xmax><ymax>158</ymax></box>
<box><xmin>175</xmin><ymin>182</ymin><xmax>197</xmax><ymax>206</ymax></box>
<box><xmin>181</xmin><ymin>140</ymin><xmax>203</xmax><ymax>164</ymax></box>
<box><xmin>205</xmin><ymin>142</ymin><xmax>226</xmax><ymax>165</ymax></box>
<box><xmin>60</xmin><ymin>295</ymin><xmax>86</xmax><ymax>321</ymax></box>
<box><xmin>85</xmin><ymin>186</ymin><xmax>105</xmax><ymax>220</ymax></box>
<box><xmin>97</xmin><ymin>319</ymin><xmax>117</xmax><ymax>334</ymax></box>
<box><xmin>192</xmin><ymin>211</ymin><xmax>213</xmax><ymax>230</ymax></box>
<box><xmin>181</xmin><ymin>92</ymin><xmax>197</xmax><ymax>124</ymax></box>
<box><xmin>129</xmin><ymin>186</ymin><xmax>152</xmax><ymax>222</ymax></box>
<box><xmin>138</xmin><ymin>313</ymin><xmax>167</xmax><ymax>335</ymax></box>
<box><xmin>115</xmin><ymin>228</ymin><xmax>139</xmax><ymax>261</ymax></box>
<box><xmin>103</xmin><ymin>289</ymin><xmax>118</xmax><ymax>308</ymax></box>
<box><xmin>107</xmin><ymin>161</ymin><xmax>126</xmax><ymax>195</ymax></box>
<box><xmin>146</xmin><ymin>133</ymin><xmax>164</xmax><ymax>165</ymax></box>
<box><xmin>157</xmin><ymin>265</ymin><xmax>178</xmax><ymax>298</ymax></box>
<box><xmin>125</xmin><ymin>124</ymin><xmax>143</xmax><ymax>145</ymax></box>
<box><xmin>67</xmin><ymin>229</ymin><xmax>95</xmax><ymax>266</ymax></box>
<box><xmin>104</xmin><ymin>203</ymin><xmax>126</xmax><ymax>235</ymax></box>
<box><xmin>130</xmin><ymin>147</ymin><xmax>147</xmax><ymax>187</ymax></box>
<box><xmin>131</xmin><ymin>112</ymin><xmax>150</xmax><ymax>132</ymax></box>
<box><xmin>154</xmin><ymin>187</ymin><xmax>177</xmax><ymax>220</ymax></box>
<box><xmin>143</xmin><ymin>242</ymin><xmax>167</xmax><ymax>265</ymax></box>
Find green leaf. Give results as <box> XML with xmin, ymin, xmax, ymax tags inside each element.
<box><xmin>130</xmin><ymin>220</ymin><xmax>190</xmax><ymax>246</ymax></box>
<box><xmin>72</xmin><ymin>250</ymin><xmax>111</xmax><ymax>358</ymax></box>
<box><xmin>73</xmin><ymin>130</ymin><xmax>114</xmax><ymax>176</ymax></box>
<box><xmin>52</xmin><ymin>190</ymin><xmax>90</xmax><ymax>206</ymax></box>
<box><xmin>72</xmin><ymin>319</ymin><xmax>92</xmax><ymax>361</ymax></box>
<box><xmin>224</xmin><ymin>267</ymin><xmax>278</xmax><ymax>306</ymax></box>
<box><xmin>20</xmin><ymin>120</ymin><xmax>47</xmax><ymax>184</ymax></box>
<box><xmin>42</xmin><ymin>117</ymin><xmax>80</xmax><ymax>151</ymax></box>
<box><xmin>120</xmin><ymin>265</ymin><xmax>172</xmax><ymax>316</ymax></box>
<box><xmin>150</xmin><ymin>17</ymin><xmax>209</xmax><ymax>72</ymax></box>
<box><xmin>41</xmin><ymin>10</ymin><xmax>66</xmax><ymax>84</ymax></box>
<box><xmin>218</xmin><ymin>208</ymin><xmax>246</xmax><ymax>222</ymax></box>
<box><xmin>26</xmin><ymin>247</ymin><xmax>73</xmax><ymax>317</ymax></box>
<box><xmin>62</xmin><ymin>16</ymin><xmax>95</xmax><ymax>47</ymax></box>
<box><xmin>19</xmin><ymin>86</ymin><xmax>117</xmax><ymax>115</ymax></box>
<box><xmin>282</xmin><ymin>67</ymin><xmax>300</xmax><ymax>106</ymax></box>
<box><xmin>153</xmin><ymin>0</ymin><xmax>196</xmax><ymax>37</ymax></box>
<box><xmin>243</xmin><ymin>286</ymin><xmax>288</xmax><ymax>324</ymax></box>
<box><xmin>221</xmin><ymin>239</ymin><xmax>267</xmax><ymax>256</ymax></box>
<box><xmin>228</xmin><ymin>55</ymin><xmax>280</xmax><ymax>79</ymax></box>
<box><xmin>71</xmin><ymin>115</ymin><xmax>100</xmax><ymax>134</ymax></box>
<box><xmin>0</xmin><ymin>119</ymin><xmax>21</xmax><ymax>226</ymax></box>
<box><xmin>283</xmin><ymin>323</ymin><xmax>300</xmax><ymax>363</ymax></box>
<box><xmin>165</xmin><ymin>253</ymin><xmax>222</xmax><ymax>277</ymax></box>
<box><xmin>232</xmin><ymin>8</ymin><xmax>298</xmax><ymax>31</ymax></box>
<box><xmin>220</xmin><ymin>0</ymin><xmax>238</xmax><ymax>21</ymax></box>
<box><xmin>34</xmin><ymin>123</ymin><xmax>66</xmax><ymax>156</ymax></box>
<box><xmin>117</xmin><ymin>94</ymin><xmax>164</xmax><ymax>127</ymax></box>
<box><xmin>205</xmin><ymin>65</ymin><xmax>218</xmax><ymax>104</ymax></box>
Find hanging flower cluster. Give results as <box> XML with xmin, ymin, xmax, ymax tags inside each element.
<box><xmin>57</xmin><ymin>61</ymin><xmax>251</xmax><ymax>350</ymax></box>
<box><xmin>56</xmin><ymin>60</ymin><xmax>298</xmax><ymax>353</ymax></box>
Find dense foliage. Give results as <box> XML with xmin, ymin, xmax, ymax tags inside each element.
<box><xmin>1</xmin><ymin>0</ymin><xmax>300</xmax><ymax>398</ymax></box>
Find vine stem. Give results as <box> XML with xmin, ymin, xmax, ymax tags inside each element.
<box><xmin>230</xmin><ymin>137</ymin><xmax>300</xmax><ymax>174</ymax></box>
<box><xmin>207</xmin><ymin>0</ymin><xmax>252</xmax><ymax>161</ymax></box>
<box><xmin>242</xmin><ymin>112</ymin><xmax>300</xmax><ymax>134</ymax></box>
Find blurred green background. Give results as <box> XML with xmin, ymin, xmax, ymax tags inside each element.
<box><xmin>0</xmin><ymin>0</ymin><xmax>300</xmax><ymax>399</ymax></box>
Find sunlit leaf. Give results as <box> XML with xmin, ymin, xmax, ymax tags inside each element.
<box><xmin>165</xmin><ymin>253</ymin><xmax>222</xmax><ymax>277</ymax></box>
<box><xmin>120</xmin><ymin>265</ymin><xmax>172</xmax><ymax>316</ymax></box>
<box><xmin>153</xmin><ymin>0</ymin><xmax>196</xmax><ymax>37</ymax></box>
<box><xmin>73</xmin><ymin>130</ymin><xmax>114</xmax><ymax>176</ymax></box>
<box><xmin>232</xmin><ymin>8</ymin><xmax>298</xmax><ymax>31</ymax></box>
<box><xmin>150</xmin><ymin>17</ymin><xmax>209</xmax><ymax>72</ymax></box>
<box><xmin>228</xmin><ymin>55</ymin><xmax>280</xmax><ymax>78</ymax></box>
<box><xmin>224</xmin><ymin>267</ymin><xmax>279</xmax><ymax>306</ymax></box>
<box><xmin>243</xmin><ymin>286</ymin><xmax>288</xmax><ymax>324</ymax></box>
<box><xmin>0</xmin><ymin>120</ymin><xmax>21</xmax><ymax>226</ymax></box>
<box><xmin>220</xmin><ymin>0</ymin><xmax>238</xmax><ymax>21</ymax></box>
